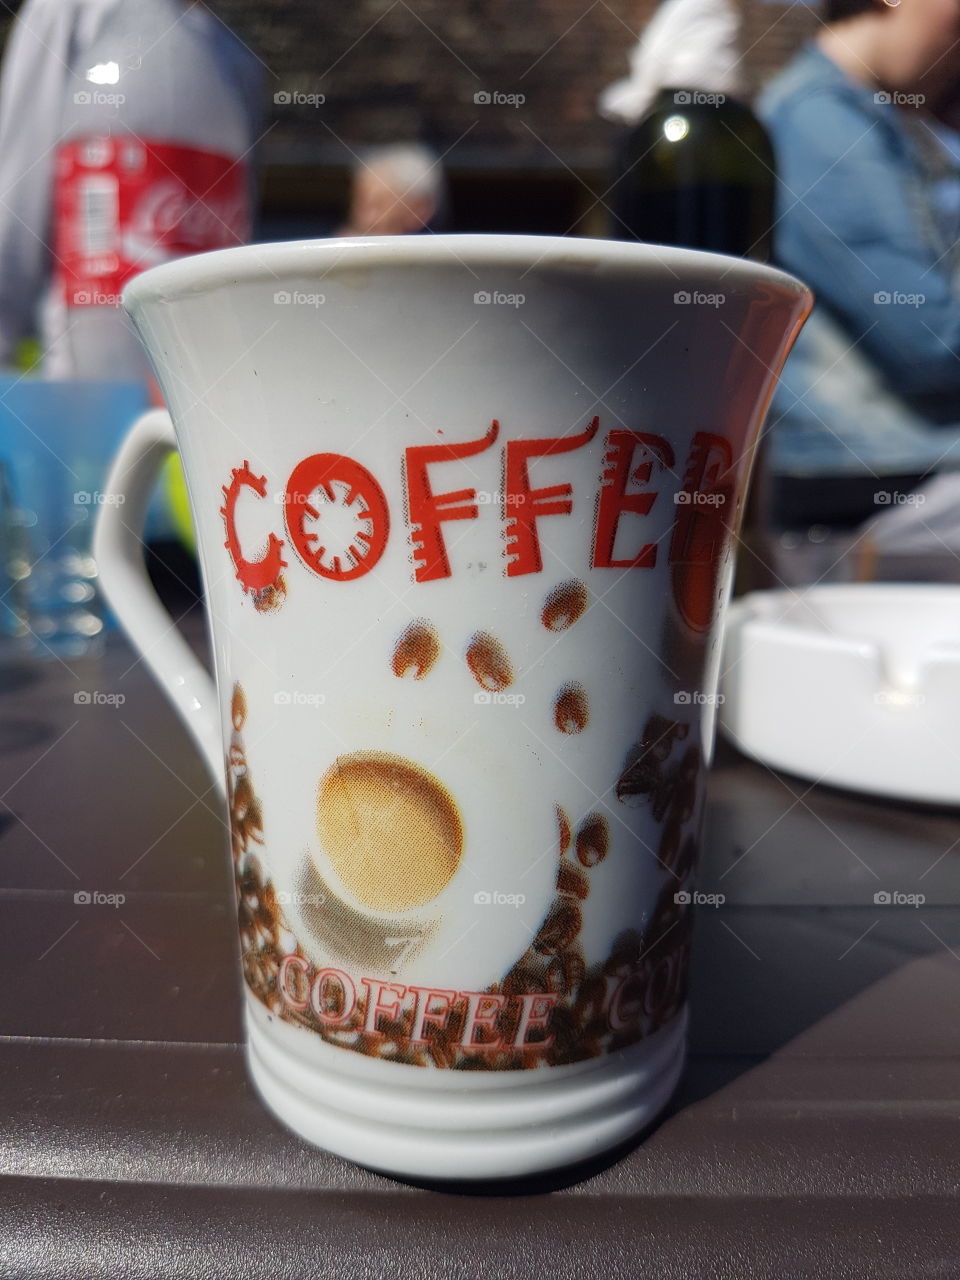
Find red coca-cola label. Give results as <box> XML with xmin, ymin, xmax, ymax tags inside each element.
<box><xmin>53</xmin><ymin>136</ymin><xmax>250</xmax><ymax>306</ymax></box>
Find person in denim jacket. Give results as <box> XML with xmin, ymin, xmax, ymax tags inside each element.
<box><xmin>757</xmin><ymin>0</ymin><xmax>960</xmax><ymax>526</ymax></box>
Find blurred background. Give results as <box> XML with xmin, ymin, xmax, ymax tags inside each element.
<box><xmin>0</xmin><ymin>0</ymin><xmax>819</xmax><ymax>240</ymax></box>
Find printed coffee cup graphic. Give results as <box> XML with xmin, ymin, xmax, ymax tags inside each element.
<box><xmin>228</xmin><ymin>578</ymin><xmax>702</xmax><ymax>1071</ymax></box>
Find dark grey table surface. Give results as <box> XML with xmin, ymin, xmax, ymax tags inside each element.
<box><xmin>1</xmin><ymin>605</ymin><xmax>959</xmax><ymax>1279</ymax></box>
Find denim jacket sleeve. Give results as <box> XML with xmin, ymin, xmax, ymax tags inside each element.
<box><xmin>761</xmin><ymin>72</ymin><xmax>960</xmax><ymax>400</ymax></box>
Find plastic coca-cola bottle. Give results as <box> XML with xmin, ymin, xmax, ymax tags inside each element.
<box><xmin>0</xmin><ymin>0</ymin><xmax>262</xmax><ymax>380</ymax></box>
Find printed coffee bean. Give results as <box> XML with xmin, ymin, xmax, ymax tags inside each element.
<box><xmin>541</xmin><ymin>579</ymin><xmax>588</xmax><ymax>632</ymax></box>
<box><xmin>616</xmin><ymin>715</ymin><xmax>689</xmax><ymax>808</ymax></box>
<box><xmin>231</xmin><ymin>684</ymin><xmax>247</xmax><ymax>730</ymax></box>
<box><xmin>645</xmin><ymin>714</ymin><xmax>689</xmax><ymax>763</ymax></box>
<box><xmin>554</xmin><ymin>682</ymin><xmax>588</xmax><ymax>734</ymax></box>
<box><xmin>465</xmin><ymin>631</ymin><xmax>513</xmax><ymax>691</ymax></box>
<box><xmin>231</xmin><ymin>773</ymin><xmax>253</xmax><ymax>822</ymax></box>
<box><xmin>545</xmin><ymin>948</ymin><xmax>586</xmax><ymax>995</ymax></box>
<box><xmin>557</xmin><ymin>860</ymin><xmax>590</xmax><ymax>900</ymax></box>
<box><xmin>557</xmin><ymin>805</ymin><xmax>572</xmax><ymax>855</ymax></box>
<box><xmin>532</xmin><ymin>898</ymin><xmax>582</xmax><ymax>955</ymax></box>
<box><xmin>501</xmin><ymin>958</ymin><xmax>549</xmax><ymax>996</ymax></box>
<box><xmin>391</xmin><ymin>619</ymin><xmax>441</xmax><ymax>680</ymax></box>
<box><xmin>428</xmin><ymin>1036</ymin><xmax>459</xmax><ymax>1070</ymax></box>
<box><xmin>575</xmin><ymin>814</ymin><xmax>609</xmax><ymax>867</ymax></box>
<box><xmin>253</xmin><ymin>575</ymin><xmax>286</xmax><ymax>613</ymax></box>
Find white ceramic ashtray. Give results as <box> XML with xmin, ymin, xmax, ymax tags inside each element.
<box><xmin>719</xmin><ymin>584</ymin><xmax>960</xmax><ymax>806</ymax></box>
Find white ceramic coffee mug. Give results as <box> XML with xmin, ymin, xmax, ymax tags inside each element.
<box><xmin>95</xmin><ymin>235</ymin><xmax>811</xmax><ymax>1180</ymax></box>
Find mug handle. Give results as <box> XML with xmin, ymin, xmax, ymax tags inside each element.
<box><xmin>93</xmin><ymin>409</ymin><xmax>225</xmax><ymax>794</ymax></box>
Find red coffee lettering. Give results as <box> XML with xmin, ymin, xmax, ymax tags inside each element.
<box><xmin>458</xmin><ymin>991</ymin><xmax>505</xmax><ymax>1049</ymax></box>
<box><xmin>407</xmin><ymin>986</ymin><xmax>457</xmax><ymax>1044</ymax></box>
<box><xmin>504</xmin><ymin>417</ymin><xmax>599</xmax><ymax>577</ymax></box>
<box><xmin>310</xmin><ymin>967</ymin><xmax>358</xmax><ymax>1025</ymax></box>
<box><xmin>278</xmin><ymin>954</ymin><xmax>310</xmax><ymax>1011</ymax></box>
<box><xmin>404</xmin><ymin>420</ymin><xmax>499</xmax><ymax>582</ymax></box>
<box><xmin>220</xmin><ymin>461</ymin><xmax>286</xmax><ymax>593</ymax></box>
<box><xmin>593</xmin><ymin>431</ymin><xmax>675</xmax><ymax>569</ymax></box>
<box><xmin>361</xmin><ymin>979</ymin><xmax>407</xmax><ymax>1035</ymax></box>
<box><xmin>512</xmin><ymin>992</ymin><xmax>558</xmax><ymax>1049</ymax></box>
<box><xmin>285</xmin><ymin>453</ymin><xmax>390</xmax><ymax>582</ymax></box>
<box><xmin>670</xmin><ymin>432</ymin><xmax>735</xmax><ymax>633</ymax></box>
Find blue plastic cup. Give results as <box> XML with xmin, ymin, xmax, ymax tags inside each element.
<box><xmin>0</xmin><ymin>379</ymin><xmax>150</xmax><ymax>658</ymax></box>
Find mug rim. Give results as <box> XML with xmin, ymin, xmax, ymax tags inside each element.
<box><xmin>121</xmin><ymin>233</ymin><xmax>813</xmax><ymax>313</ymax></box>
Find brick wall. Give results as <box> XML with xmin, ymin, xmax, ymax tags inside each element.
<box><xmin>212</xmin><ymin>0</ymin><xmax>822</xmax><ymax>170</ymax></box>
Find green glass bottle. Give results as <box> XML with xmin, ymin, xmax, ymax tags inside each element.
<box><xmin>612</xmin><ymin>86</ymin><xmax>775</xmax><ymax>261</ymax></box>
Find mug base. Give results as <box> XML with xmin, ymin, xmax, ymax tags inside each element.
<box><xmin>244</xmin><ymin>993</ymin><xmax>687</xmax><ymax>1181</ymax></box>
